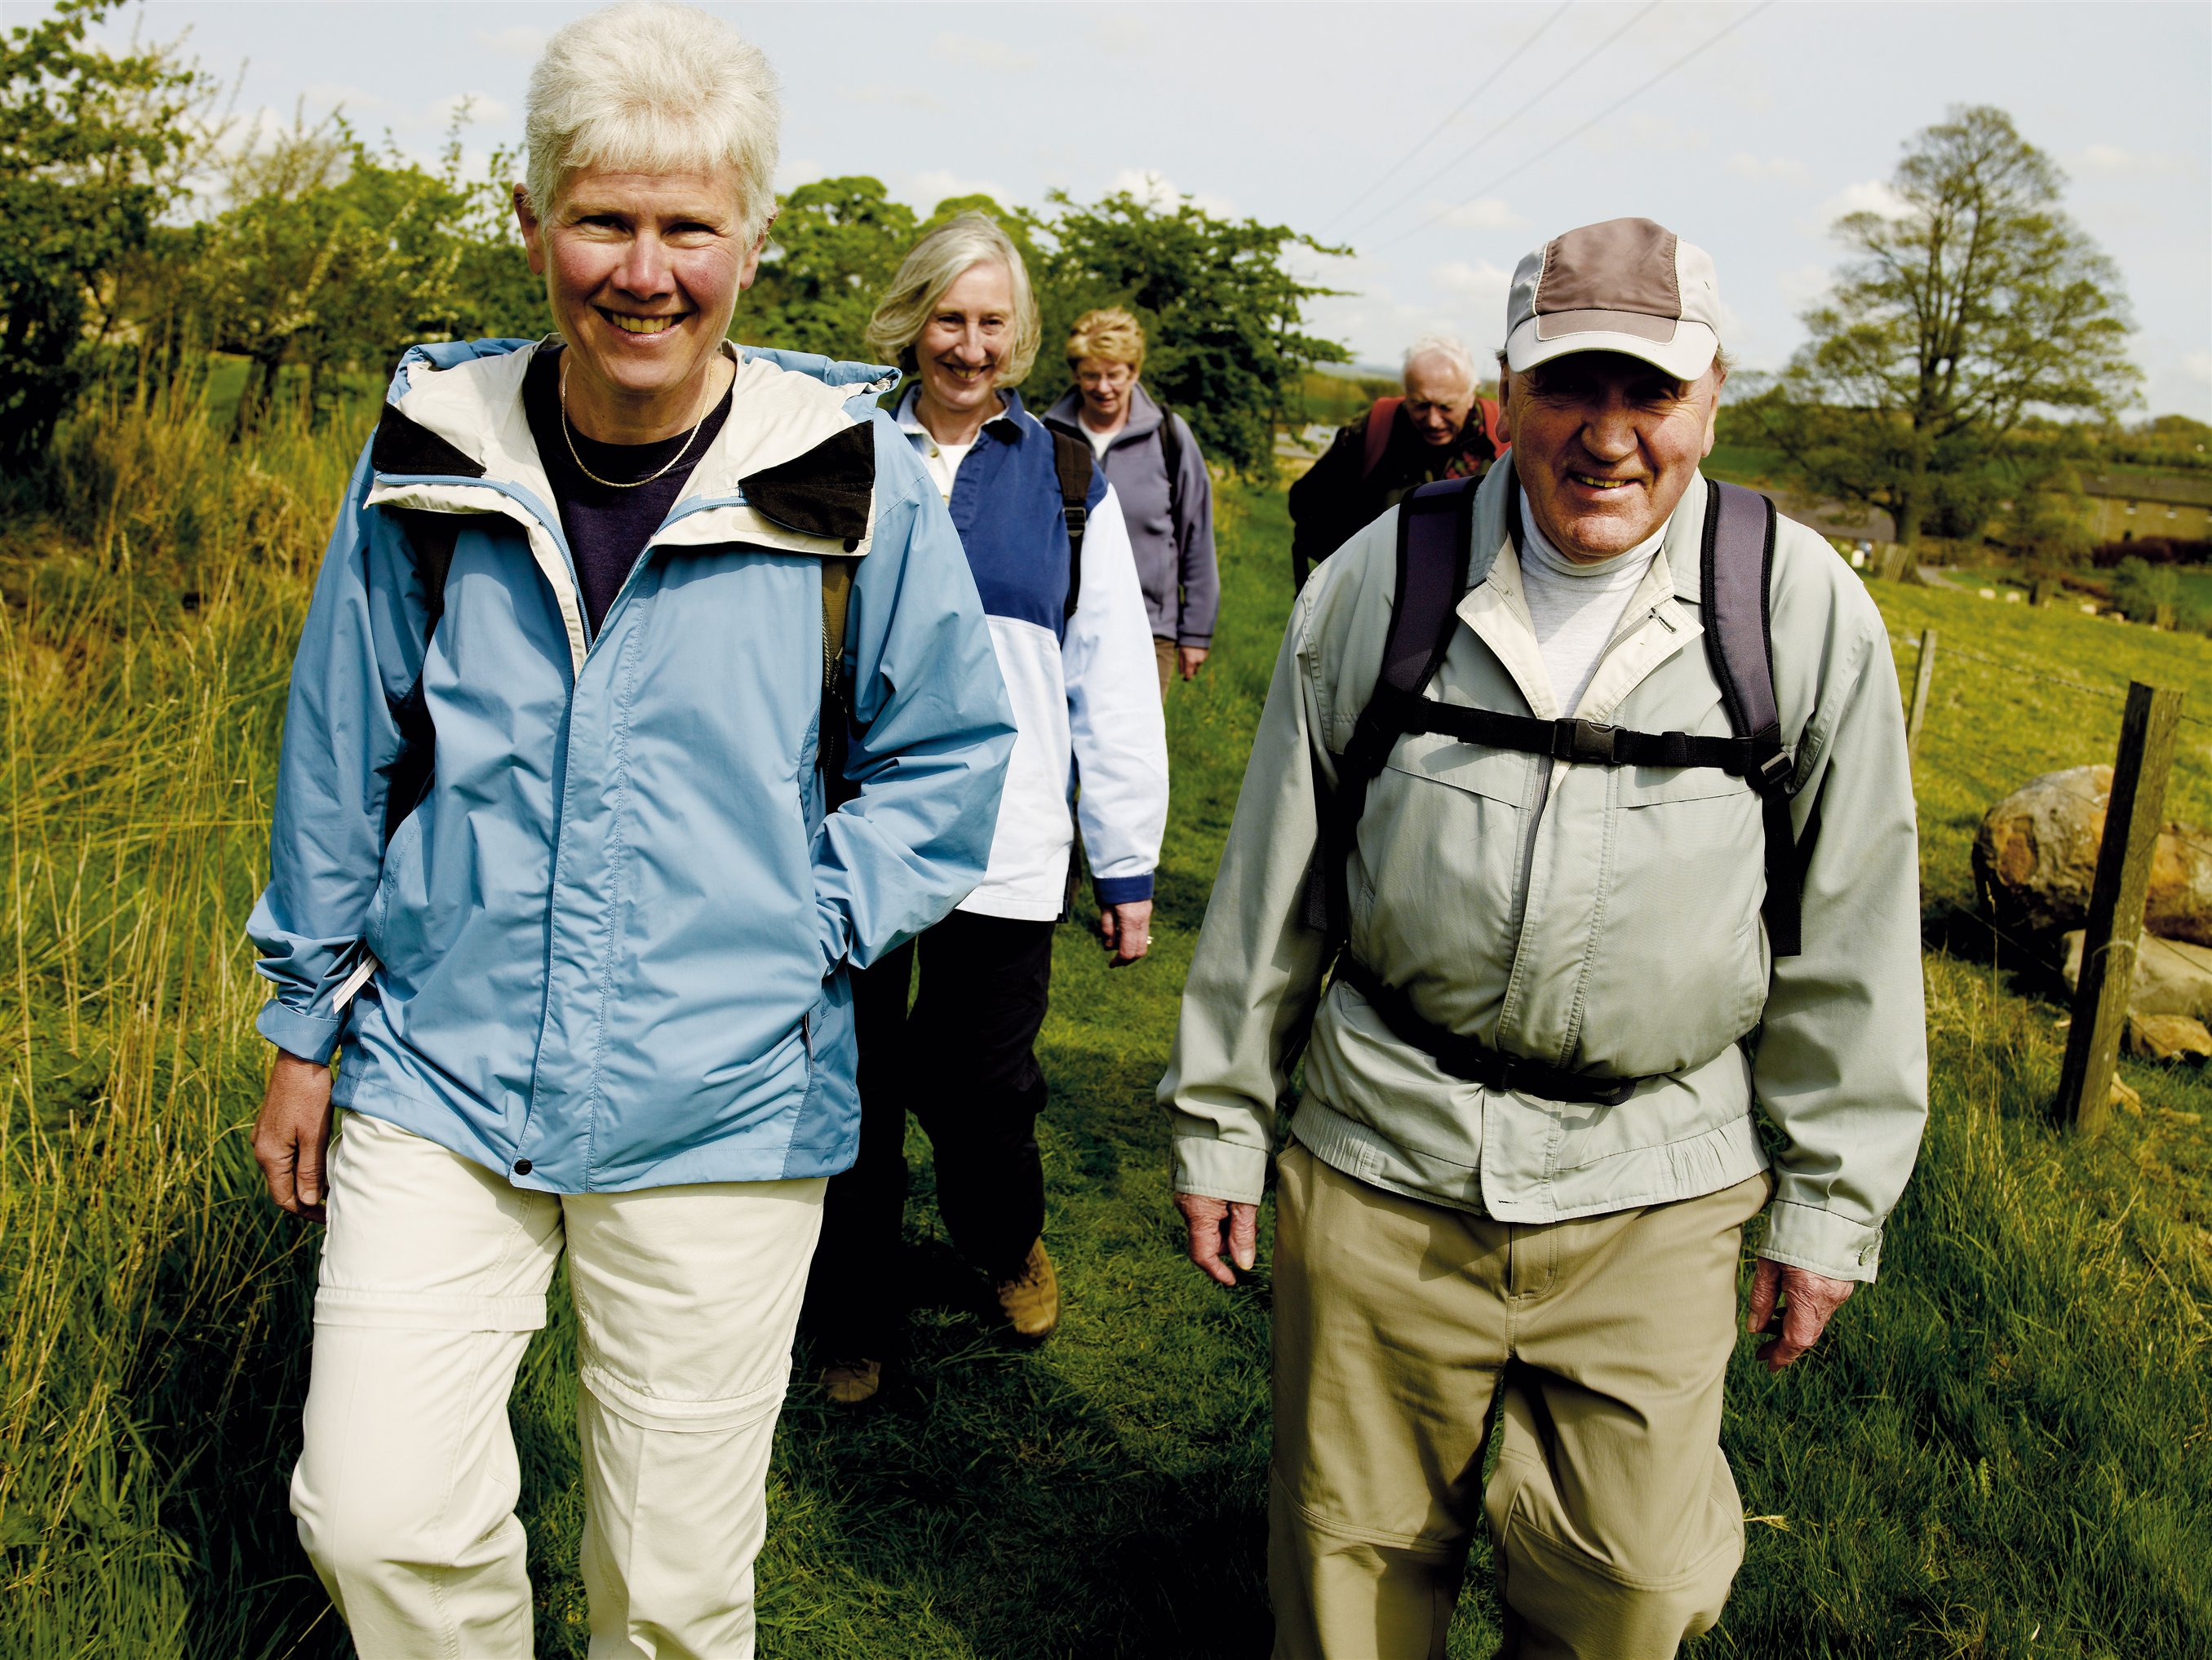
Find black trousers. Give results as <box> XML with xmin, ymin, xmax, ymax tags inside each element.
<box><xmin>805</xmin><ymin>908</ymin><xmax>1057</xmax><ymax>1359</ymax></box>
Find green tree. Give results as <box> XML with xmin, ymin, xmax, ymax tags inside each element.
<box><xmin>1035</xmin><ymin>187</ymin><xmax>1347</xmax><ymax>476</ymax></box>
<box><xmin>0</xmin><ymin>0</ymin><xmax>212</xmax><ymax>465</ymax></box>
<box><xmin>1752</xmin><ymin>105</ymin><xmax>2139</xmax><ymax>550</ymax></box>
<box><xmin>191</xmin><ymin>110</ymin><xmax>542</xmax><ymax>433</ymax></box>
<box><xmin>740</xmin><ymin>176</ymin><xmax>917</xmax><ymax>361</ymax></box>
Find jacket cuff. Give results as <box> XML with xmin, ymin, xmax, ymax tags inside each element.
<box><xmin>1171</xmin><ymin>1135</ymin><xmax>1268</xmax><ymax>1205</ymax></box>
<box><xmin>1759</xmin><ymin>1200</ymin><xmax>1883</xmax><ymax>1283</ymax></box>
<box><xmin>1094</xmin><ymin>873</ymin><xmax>1154</xmax><ymax>906</ymax></box>
<box><xmin>1175</xmin><ymin>633</ymin><xmax>1212</xmax><ymax>649</ymax></box>
<box><xmin>256</xmin><ymin>1001</ymin><xmax>344</xmax><ymax>1067</ymax></box>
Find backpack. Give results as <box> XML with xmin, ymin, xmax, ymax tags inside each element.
<box><xmin>382</xmin><ymin>511</ymin><xmax>867</xmax><ymax>830</ymax></box>
<box><xmin>1047</xmin><ymin>427</ymin><xmax>1095</xmax><ymax>621</ymax></box>
<box><xmin>1301</xmin><ymin>475</ymin><xmax>1802</xmax><ymax>1100</ymax></box>
<box><xmin>1359</xmin><ymin>395</ymin><xmax>1506</xmax><ymax>480</ymax></box>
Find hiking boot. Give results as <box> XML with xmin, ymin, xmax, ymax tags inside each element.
<box><xmin>991</xmin><ymin>1238</ymin><xmax>1060</xmax><ymax>1343</ymax></box>
<box><xmin>820</xmin><ymin>1358</ymin><xmax>882</xmax><ymax>1406</ymax></box>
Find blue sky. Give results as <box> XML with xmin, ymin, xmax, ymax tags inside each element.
<box><xmin>97</xmin><ymin>1</ymin><xmax>2212</xmax><ymax>418</ymax></box>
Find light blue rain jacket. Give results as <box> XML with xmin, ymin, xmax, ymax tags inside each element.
<box><xmin>248</xmin><ymin>339</ymin><xmax>1016</xmax><ymax>1192</ymax></box>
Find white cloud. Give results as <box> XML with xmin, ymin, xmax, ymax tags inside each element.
<box><xmin>907</xmin><ymin>169</ymin><xmax>1013</xmax><ymax>208</ymax></box>
<box><xmin>1809</xmin><ymin>179</ymin><xmax>1914</xmax><ymax>232</ymax></box>
<box><xmin>1726</xmin><ymin>153</ymin><xmax>1811</xmax><ymax>186</ymax></box>
<box><xmin>2080</xmin><ymin>143</ymin><xmax>2182</xmax><ymax>175</ymax></box>
<box><xmin>1776</xmin><ymin>263</ymin><xmax>1833</xmax><ymax>309</ymax></box>
<box><xmin>1429</xmin><ymin>259</ymin><xmax>1514</xmax><ymax>322</ymax></box>
<box><xmin>1088</xmin><ymin>16</ymin><xmax>1151</xmax><ymax>60</ymax></box>
<box><xmin>1108</xmin><ymin>170</ymin><xmax>1232</xmax><ymax>217</ymax></box>
<box><xmin>853</xmin><ymin>84</ymin><xmax>944</xmax><ymax>114</ymax></box>
<box><xmin>929</xmin><ymin>33</ymin><xmax>1037</xmax><ymax>77</ymax></box>
<box><xmin>776</xmin><ymin>157</ymin><xmax>827</xmax><ymax>193</ymax></box>
<box><xmin>2185</xmin><ymin>352</ymin><xmax>2212</xmax><ymax>387</ymax></box>
<box><xmin>1425</xmin><ymin>197</ymin><xmax>1526</xmax><ymax>232</ymax></box>
<box><xmin>472</xmin><ymin>25</ymin><xmax>545</xmax><ymax>60</ymax></box>
<box><xmin>434</xmin><ymin>91</ymin><xmax>508</xmax><ymax>129</ymax></box>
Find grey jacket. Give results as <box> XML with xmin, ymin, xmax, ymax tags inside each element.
<box><xmin>1043</xmin><ymin>384</ymin><xmax>1217</xmax><ymax>646</ymax></box>
<box><xmin>1159</xmin><ymin>463</ymin><xmax>1927</xmax><ymax>1283</ymax></box>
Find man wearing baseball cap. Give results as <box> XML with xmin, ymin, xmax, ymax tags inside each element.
<box><xmin>1161</xmin><ymin>218</ymin><xmax>1926</xmax><ymax>1656</ymax></box>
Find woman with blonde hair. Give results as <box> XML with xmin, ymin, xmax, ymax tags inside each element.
<box><xmin>1043</xmin><ymin>308</ymin><xmax>1218</xmax><ymax>697</ymax></box>
<box><xmin>802</xmin><ymin>214</ymin><xmax>1168</xmax><ymax>1405</ymax></box>
<box><xmin>246</xmin><ymin>6</ymin><xmax>1016</xmax><ymax>1653</ymax></box>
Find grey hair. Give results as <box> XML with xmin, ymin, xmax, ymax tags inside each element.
<box><xmin>864</xmin><ymin>214</ymin><xmax>1041</xmax><ymax>386</ymax></box>
<box><xmin>523</xmin><ymin>2</ymin><xmax>782</xmax><ymax>242</ymax></box>
<box><xmin>1403</xmin><ymin>334</ymin><xmax>1478</xmax><ymax>389</ymax></box>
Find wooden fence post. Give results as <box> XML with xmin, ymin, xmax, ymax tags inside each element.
<box><xmin>2057</xmin><ymin>681</ymin><xmax>2185</xmax><ymax>1131</ymax></box>
<box><xmin>1906</xmin><ymin>630</ymin><xmax>1937</xmax><ymax>760</ymax></box>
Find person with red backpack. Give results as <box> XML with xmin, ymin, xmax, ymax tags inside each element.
<box><xmin>1288</xmin><ymin>334</ymin><xmax>1505</xmax><ymax>590</ymax></box>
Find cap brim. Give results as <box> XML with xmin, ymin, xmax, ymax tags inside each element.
<box><xmin>1505</xmin><ymin>317</ymin><xmax>1717</xmax><ymax>381</ymax></box>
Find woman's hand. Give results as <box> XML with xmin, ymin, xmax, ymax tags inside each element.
<box><xmin>253</xmin><ymin>1051</ymin><xmax>335</xmax><ymax>1220</ymax></box>
<box><xmin>1098</xmin><ymin>900</ymin><xmax>1153</xmax><ymax>967</ymax></box>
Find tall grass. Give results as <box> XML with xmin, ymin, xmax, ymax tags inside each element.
<box><xmin>1</xmin><ymin>380</ymin><xmax>353</xmax><ymax>1658</ymax></box>
<box><xmin>0</xmin><ymin>401</ymin><xmax>2205</xmax><ymax>1657</ymax></box>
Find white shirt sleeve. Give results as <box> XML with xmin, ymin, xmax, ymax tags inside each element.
<box><xmin>1061</xmin><ymin>485</ymin><xmax>1170</xmax><ymax>901</ymax></box>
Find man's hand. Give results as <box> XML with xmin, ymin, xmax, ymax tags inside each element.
<box><xmin>1177</xmin><ymin>644</ymin><xmax>1210</xmax><ymax>681</ymax></box>
<box><xmin>1746</xmin><ymin>1257</ymin><xmax>1855</xmax><ymax>1372</ymax></box>
<box><xmin>1098</xmin><ymin>900</ymin><xmax>1154</xmax><ymax>967</ymax></box>
<box><xmin>1175</xmin><ymin>1192</ymin><xmax>1257</xmax><ymax>1286</ymax></box>
<box><xmin>254</xmin><ymin>1051</ymin><xmax>335</xmax><ymax>1221</ymax></box>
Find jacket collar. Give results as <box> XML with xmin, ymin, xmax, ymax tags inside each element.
<box><xmin>370</xmin><ymin>339</ymin><xmax>895</xmax><ymax>553</ymax></box>
<box><xmin>893</xmin><ymin>384</ymin><xmax>1028</xmax><ymax>445</ymax></box>
<box><xmin>1040</xmin><ymin>381</ymin><xmax>1164</xmax><ymax>446</ymax></box>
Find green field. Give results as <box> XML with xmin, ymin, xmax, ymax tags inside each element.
<box><xmin>2</xmin><ymin>398</ymin><xmax>2208</xmax><ymax>1657</ymax></box>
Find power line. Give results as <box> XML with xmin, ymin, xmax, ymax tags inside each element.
<box><xmin>1344</xmin><ymin>1</ymin><xmax>1661</xmax><ymax>243</ymax></box>
<box><xmin>1317</xmin><ymin>1</ymin><xmax>1574</xmax><ymax>237</ymax></box>
<box><xmin>1368</xmin><ymin>1</ymin><xmax>1776</xmax><ymax>257</ymax></box>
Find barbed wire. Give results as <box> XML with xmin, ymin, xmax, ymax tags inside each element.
<box><xmin>1890</xmin><ymin>631</ymin><xmax>2212</xmax><ymax>728</ymax></box>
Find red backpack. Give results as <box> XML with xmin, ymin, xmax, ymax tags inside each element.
<box><xmin>1360</xmin><ymin>394</ymin><xmax>1506</xmax><ymax>478</ymax></box>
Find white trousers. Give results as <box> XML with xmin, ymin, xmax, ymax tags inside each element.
<box><xmin>291</xmin><ymin>1113</ymin><xmax>827</xmax><ymax>1659</ymax></box>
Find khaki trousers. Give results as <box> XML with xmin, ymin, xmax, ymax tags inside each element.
<box><xmin>1270</xmin><ymin>1142</ymin><xmax>1769</xmax><ymax>1660</ymax></box>
<box><xmin>1155</xmin><ymin>635</ymin><xmax>1177</xmax><ymax>700</ymax></box>
<box><xmin>291</xmin><ymin>1113</ymin><xmax>826</xmax><ymax>1659</ymax></box>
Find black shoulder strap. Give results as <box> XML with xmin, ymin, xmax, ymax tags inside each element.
<box><xmin>1300</xmin><ymin>476</ymin><xmax>1484</xmax><ymax>939</ymax></box>
<box><xmin>1048</xmin><ymin>428</ymin><xmax>1093</xmax><ymax>622</ymax></box>
<box><xmin>379</xmin><ymin>509</ymin><xmax>462</xmax><ymax>843</ymax></box>
<box><xmin>1155</xmin><ymin>403</ymin><xmax>1184</xmax><ymax>531</ymax></box>
<box><xmin>1701</xmin><ymin>480</ymin><xmax>1801</xmax><ymax>956</ymax></box>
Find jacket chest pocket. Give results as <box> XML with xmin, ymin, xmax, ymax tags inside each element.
<box><xmin>1575</xmin><ymin>763</ymin><xmax>1771</xmax><ymax>1073</ymax></box>
<box><xmin>1354</xmin><ymin>735</ymin><xmax>1534</xmax><ymax>986</ymax></box>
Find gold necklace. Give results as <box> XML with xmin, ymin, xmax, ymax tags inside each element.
<box><xmin>559</xmin><ymin>353</ymin><xmax>720</xmax><ymax>489</ymax></box>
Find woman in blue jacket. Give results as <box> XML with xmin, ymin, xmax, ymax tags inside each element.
<box><xmin>803</xmin><ymin>215</ymin><xmax>1170</xmax><ymax>1405</ymax></box>
<box><xmin>243</xmin><ymin>8</ymin><xmax>1014</xmax><ymax>1654</ymax></box>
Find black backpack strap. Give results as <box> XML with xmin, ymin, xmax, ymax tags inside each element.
<box><xmin>818</xmin><ymin>555</ymin><xmax>859</xmax><ymax>809</ymax></box>
<box><xmin>1048</xmin><ymin>428</ymin><xmax>1093</xmax><ymax>622</ymax></box>
<box><xmin>1301</xmin><ymin>476</ymin><xmax>1483</xmax><ymax>941</ymax></box>
<box><xmin>379</xmin><ymin>509</ymin><xmax>461</xmax><ymax>843</ymax></box>
<box><xmin>1701</xmin><ymin>481</ymin><xmax>1801</xmax><ymax>956</ymax></box>
<box><xmin>1155</xmin><ymin>402</ymin><xmax>1184</xmax><ymax>533</ymax></box>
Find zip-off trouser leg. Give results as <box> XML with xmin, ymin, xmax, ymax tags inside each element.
<box><xmin>291</xmin><ymin>1113</ymin><xmax>826</xmax><ymax>1659</ymax></box>
<box><xmin>1270</xmin><ymin>1141</ymin><xmax>1771</xmax><ymax>1660</ymax></box>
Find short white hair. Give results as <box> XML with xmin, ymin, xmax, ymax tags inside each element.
<box><xmin>1403</xmin><ymin>334</ymin><xmax>1477</xmax><ymax>389</ymax></box>
<box><xmin>524</xmin><ymin>2</ymin><xmax>782</xmax><ymax>241</ymax></box>
<box><xmin>865</xmin><ymin>214</ymin><xmax>1042</xmax><ymax>386</ymax></box>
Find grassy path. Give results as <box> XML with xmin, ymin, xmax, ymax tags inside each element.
<box><xmin>1</xmin><ymin>426</ymin><xmax>2206</xmax><ymax>1654</ymax></box>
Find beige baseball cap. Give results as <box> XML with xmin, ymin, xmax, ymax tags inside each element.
<box><xmin>1503</xmin><ymin>216</ymin><xmax>1721</xmax><ymax>380</ymax></box>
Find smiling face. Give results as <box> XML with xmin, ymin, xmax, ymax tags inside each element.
<box><xmin>516</xmin><ymin>162</ymin><xmax>764</xmax><ymax>440</ymax></box>
<box><xmin>1075</xmin><ymin>356</ymin><xmax>1137</xmax><ymax>428</ymax></box>
<box><xmin>912</xmin><ymin>259</ymin><xmax>1015</xmax><ymax>436</ymax></box>
<box><xmin>1498</xmin><ymin>350</ymin><xmax>1723</xmax><ymax>561</ymax></box>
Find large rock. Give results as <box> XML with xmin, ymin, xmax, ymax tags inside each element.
<box><xmin>2059</xmin><ymin>928</ymin><xmax>2212</xmax><ymax>1020</ymax></box>
<box><xmin>2126</xmin><ymin>1013</ymin><xmax>2212</xmax><ymax>1063</ymax></box>
<box><xmin>1975</xmin><ymin>765</ymin><xmax>2212</xmax><ymax>945</ymax></box>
